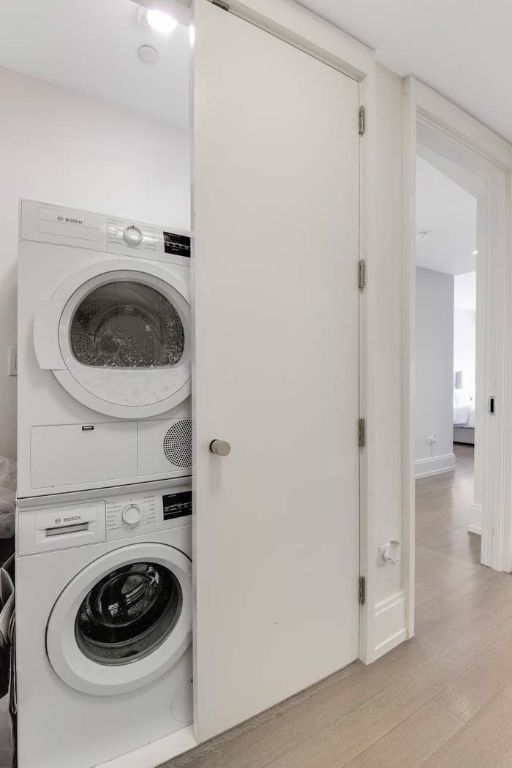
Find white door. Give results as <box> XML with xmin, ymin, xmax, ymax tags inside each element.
<box><xmin>193</xmin><ymin>0</ymin><xmax>361</xmax><ymax>741</ymax></box>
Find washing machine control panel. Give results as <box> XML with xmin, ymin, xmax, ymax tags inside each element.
<box><xmin>105</xmin><ymin>488</ymin><xmax>192</xmax><ymax>541</ymax></box>
<box><xmin>107</xmin><ymin>216</ymin><xmax>191</xmax><ymax>264</ymax></box>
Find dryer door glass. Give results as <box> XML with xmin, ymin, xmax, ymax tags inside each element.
<box><xmin>75</xmin><ymin>562</ymin><xmax>183</xmax><ymax>665</ymax></box>
<box><xmin>69</xmin><ymin>281</ymin><xmax>185</xmax><ymax>368</ymax></box>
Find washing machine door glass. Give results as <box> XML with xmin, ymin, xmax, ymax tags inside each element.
<box><xmin>75</xmin><ymin>561</ymin><xmax>183</xmax><ymax>664</ymax></box>
<box><xmin>46</xmin><ymin>542</ymin><xmax>192</xmax><ymax>696</ymax></box>
<box><xmin>70</xmin><ymin>281</ymin><xmax>185</xmax><ymax>369</ymax></box>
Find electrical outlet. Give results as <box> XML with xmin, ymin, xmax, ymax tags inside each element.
<box><xmin>427</xmin><ymin>435</ymin><xmax>437</xmax><ymax>446</ymax></box>
<box><xmin>7</xmin><ymin>347</ymin><xmax>17</xmax><ymax>377</ymax></box>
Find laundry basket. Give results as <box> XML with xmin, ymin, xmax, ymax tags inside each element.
<box><xmin>0</xmin><ymin>555</ymin><xmax>15</xmax><ymax>768</ymax></box>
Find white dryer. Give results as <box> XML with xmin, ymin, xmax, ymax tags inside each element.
<box><xmin>16</xmin><ymin>479</ymin><xmax>193</xmax><ymax>768</ymax></box>
<box><xmin>18</xmin><ymin>200</ymin><xmax>192</xmax><ymax>498</ymax></box>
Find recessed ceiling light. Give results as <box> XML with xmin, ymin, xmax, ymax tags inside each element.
<box><xmin>138</xmin><ymin>44</ymin><xmax>159</xmax><ymax>64</ymax></box>
<box><xmin>472</xmin><ymin>249</ymin><xmax>479</xmax><ymax>255</ymax></box>
<box><xmin>146</xmin><ymin>8</ymin><xmax>178</xmax><ymax>33</ymax></box>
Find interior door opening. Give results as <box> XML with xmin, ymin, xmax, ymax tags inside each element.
<box><xmin>415</xmin><ymin>144</ymin><xmax>482</xmax><ymax>578</ymax></box>
<box><xmin>412</xmin><ymin>115</ymin><xmax>509</xmax><ymax>643</ymax></box>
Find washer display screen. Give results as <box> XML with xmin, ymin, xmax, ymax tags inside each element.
<box><xmin>163</xmin><ymin>491</ymin><xmax>192</xmax><ymax>520</ymax></box>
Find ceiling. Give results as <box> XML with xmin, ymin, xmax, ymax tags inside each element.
<box><xmin>0</xmin><ymin>0</ymin><xmax>190</xmax><ymax>129</ymax></box>
<box><xmin>1</xmin><ymin>0</ymin><xmax>508</xmax><ymax>143</ymax></box>
<box><xmin>416</xmin><ymin>156</ymin><xmax>477</xmax><ymax>276</ymax></box>
<box><xmin>298</xmin><ymin>0</ymin><xmax>512</xmax><ymax>144</ymax></box>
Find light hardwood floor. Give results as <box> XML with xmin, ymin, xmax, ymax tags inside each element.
<box><xmin>166</xmin><ymin>444</ymin><xmax>512</xmax><ymax>767</ymax></box>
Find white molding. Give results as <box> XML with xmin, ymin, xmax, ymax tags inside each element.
<box><xmin>373</xmin><ymin>591</ymin><xmax>407</xmax><ymax>659</ymax></box>
<box><xmin>224</xmin><ymin>0</ymin><xmax>374</xmax><ymax>79</ymax></box>
<box><xmin>414</xmin><ymin>80</ymin><xmax>512</xmax><ymax>170</ymax></box>
<box><xmin>468</xmin><ymin>503</ymin><xmax>483</xmax><ymax>536</ymax></box>
<box><xmin>97</xmin><ymin>726</ymin><xmax>197</xmax><ymax>768</ymax></box>
<box><xmin>402</xmin><ymin>77</ymin><xmax>417</xmax><ymax>642</ymax></box>
<box><xmin>415</xmin><ymin>453</ymin><xmax>456</xmax><ymax>479</ymax></box>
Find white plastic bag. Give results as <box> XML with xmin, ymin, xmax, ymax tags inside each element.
<box><xmin>0</xmin><ymin>460</ymin><xmax>15</xmax><ymax>539</ymax></box>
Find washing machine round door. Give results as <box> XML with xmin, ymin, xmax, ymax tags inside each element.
<box><xmin>46</xmin><ymin>543</ymin><xmax>192</xmax><ymax>696</ymax></box>
<box><xmin>33</xmin><ymin>259</ymin><xmax>191</xmax><ymax>419</ymax></box>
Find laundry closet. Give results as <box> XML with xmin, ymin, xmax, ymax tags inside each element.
<box><xmin>0</xmin><ymin>0</ymin><xmax>366</xmax><ymax>766</ymax></box>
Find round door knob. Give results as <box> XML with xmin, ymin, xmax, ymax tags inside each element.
<box><xmin>122</xmin><ymin>504</ymin><xmax>142</xmax><ymax>527</ymax></box>
<box><xmin>209</xmin><ymin>439</ymin><xmax>231</xmax><ymax>456</ymax></box>
<box><xmin>123</xmin><ymin>225</ymin><xmax>143</xmax><ymax>246</ymax></box>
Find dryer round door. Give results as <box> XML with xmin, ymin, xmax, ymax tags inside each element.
<box><xmin>33</xmin><ymin>259</ymin><xmax>191</xmax><ymax>419</ymax></box>
<box><xmin>46</xmin><ymin>543</ymin><xmax>192</xmax><ymax>696</ymax></box>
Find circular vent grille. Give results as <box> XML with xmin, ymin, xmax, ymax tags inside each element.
<box><xmin>163</xmin><ymin>419</ymin><xmax>192</xmax><ymax>468</ymax></box>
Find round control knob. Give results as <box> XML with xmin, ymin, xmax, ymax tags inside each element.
<box><xmin>122</xmin><ymin>504</ymin><xmax>142</xmax><ymax>527</ymax></box>
<box><xmin>123</xmin><ymin>225</ymin><xmax>143</xmax><ymax>246</ymax></box>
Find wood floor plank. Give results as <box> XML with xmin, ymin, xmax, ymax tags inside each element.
<box><xmin>423</xmin><ymin>692</ymin><xmax>512</xmax><ymax>768</ymax></box>
<box><xmin>435</xmin><ymin>635</ymin><xmax>512</xmax><ymax>723</ymax></box>
<box><xmin>343</xmin><ymin>700</ymin><xmax>462</xmax><ymax>768</ymax></box>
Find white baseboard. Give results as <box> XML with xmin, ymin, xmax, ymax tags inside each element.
<box><xmin>97</xmin><ymin>726</ymin><xmax>197</xmax><ymax>768</ymax></box>
<box><xmin>415</xmin><ymin>452</ymin><xmax>456</xmax><ymax>479</ymax></box>
<box><xmin>372</xmin><ymin>591</ymin><xmax>407</xmax><ymax>660</ymax></box>
<box><xmin>468</xmin><ymin>502</ymin><xmax>482</xmax><ymax>535</ymax></box>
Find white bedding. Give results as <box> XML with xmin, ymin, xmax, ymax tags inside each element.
<box><xmin>453</xmin><ymin>404</ymin><xmax>475</xmax><ymax>428</ymax></box>
<box><xmin>453</xmin><ymin>388</ymin><xmax>475</xmax><ymax>428</ymax></box>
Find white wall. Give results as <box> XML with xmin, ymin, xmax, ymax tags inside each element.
<box><xmin>369</xmin><ymin>65</ymin><xmax>406</xmax><ymax>655</ymax></box>
<box><xmin>454</xmin><ymin>309</ymin><xmax>476</xmax><ymax>399</ymax></box>
<box><xmin>454</xmin><ymin>271</ymin><xmax>476</xmax><ymax>399</ymax></box>
<box><xmin>415</xmin><ymin>267</ymin><xmax>455</xmax><ymax>477</ymax></box>
<box><xmin>0</xmin><ymin>66</ymin><xmax>191</xmax><ymax>459</ymax></box>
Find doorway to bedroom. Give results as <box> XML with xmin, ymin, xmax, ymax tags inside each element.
<box><xmin>414</xmin><ymin>144</ymin><xmax>482</xmax><ymax>572</ymax></box>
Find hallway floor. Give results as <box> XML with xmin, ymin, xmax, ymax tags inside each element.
<box><xmin>167</xmin><ymin>444</ymin><xmax>512</xmax><ymax>768</ymax></box>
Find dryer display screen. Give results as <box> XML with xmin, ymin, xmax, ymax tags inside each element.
<box><xmin>163</xmin><ymin>232</ymin><xmax>190</xmax><ymax>258</ymax></box>
<box><xmin>163</xmin><ymin>491</ymin><xmax>192</xmax><ymax>520</ymax></box>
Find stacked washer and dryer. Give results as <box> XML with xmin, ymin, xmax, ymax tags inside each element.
<box><xmin>15</xmin><ymin>201</ymin><xmax>194</xmax><ymax>768</ymax></box>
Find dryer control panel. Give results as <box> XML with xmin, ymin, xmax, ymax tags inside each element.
<box><xmin>19</xmin><ymin>200</ymin><xmax>191</xmax><ymax>266</ymax></box>
<box><xmin>107</xmin><ymin>216</ymin><xmax>191</xmax><ymax>265</ymax></box>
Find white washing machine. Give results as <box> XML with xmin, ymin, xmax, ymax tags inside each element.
<box><xmin>18</xmin><ymin>200</ymin><xmax>192</xmax><ymax>499</ymax></box>
<box><xmin>16</xmin><ymin>479</ymin><xmax>193</xmax><ymax>768</ymax></box>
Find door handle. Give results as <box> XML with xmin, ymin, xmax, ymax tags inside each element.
<box><xmin>209</xmin><ymin>439</ymin><xmax>231</xmax><ymax>456</ymax></box>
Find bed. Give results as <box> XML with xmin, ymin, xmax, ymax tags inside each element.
<box><xmin>453</xmin><ymin>388</ymin><xmax>475</xmax><ymax>445</ymax></box>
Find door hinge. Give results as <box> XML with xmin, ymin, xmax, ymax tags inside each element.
<box><xmin>358</xmin><ymin>259</ymin><xmax>366</xmax><ymax>292</ymax></box>
<box><xmin>359</xmin><ymin>576</ymin><xmax>366</xmax><ymax>605</ymax></box>
<box><xmin>358</xmin><ymin>417</ymin><xmax>366</xmax><ymax>448</ymax></box>
<box><xmin>212</xmin><ymin>0</ymin><xmax>230</xmax><ymax>10</ymax></box>
<box><xmin>358</xmin><ymin>105</ymin><xmax>365</xmax><ymax>136</ymax></box>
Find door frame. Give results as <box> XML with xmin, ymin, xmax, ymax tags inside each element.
<box><xmin>402</xmin><ymin>77</ymin><xmax>512</xmax><ymax>638</ymax></box>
